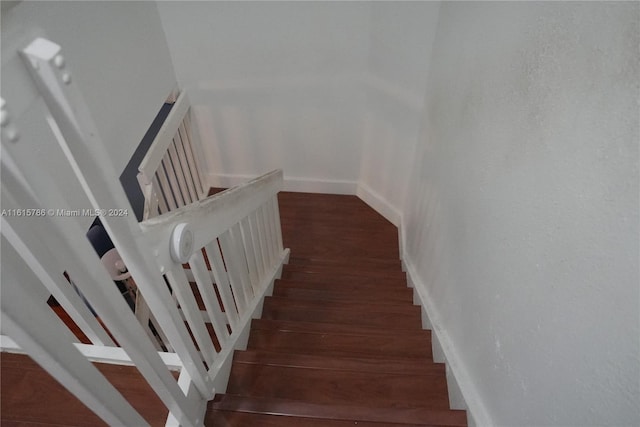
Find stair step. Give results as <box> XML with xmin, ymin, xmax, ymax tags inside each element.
<box><xmin>226</xmin><ymin>364</ymin><xmax>450</xmax><ymax>409</ymax></box>
<box><xmin>262</xmin><ymin>296</ymin><xmax>421</xmax><ymax>328</ymax></box>
<box><xmin>234</xmin><ymin>350</ymin><xmax>443</xmax><ymax>375</ymax></box>
<box><xmin>278</xmin><ymin>271</ymin><xmax>407</xmax><ymax>289</ymax></box>
<box><xmin>251</xmin><ymin>318</ymin><xmax>429</xmax><ymax>336</ymax></box>
<box><xmin>209</xmin><ymin>394</ymin><xmax>467</xmax><ymax>426</ymax></box>
<box><xmin>248</xmin><ymin>328</ymin><xmax>433</xmax><ymax>360</ymax></box>
<box><xmin>288</xmin><ymin>255</ymin><xmax>402</xmax><ymax>270</ymax></box>
<box><xmin>275</xmin><ymin>277</ymin><xmax>411</xmax><ymax>294</ymax></box>
<box><xmin>272</xmin><ymin>284</ymin><xmax>413</xmax><ymax>303</ymax></box>
<box><xmin>206</xmin><ymin>410</ymin><xmax>438</xmax><ymax>427</ymax></box>
<box><xmin>282</xmin><ymin>265</ymin><xmax>406</xmax><ymax>281</ymax></box>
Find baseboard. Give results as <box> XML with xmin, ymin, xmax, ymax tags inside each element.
<box><xmin>356</xmin><ymin>183</ymin><xmax>401</xmax><ymax>226</ymax></box>
<box><xmin>207</xmin><ymin>173</ymin><xmax>357</xmax><ymax>195</ymax></box>
<box><xmin>400</xmin><ymin>225</ymin><xmax>492</xmax><ymax>427</ymax></box>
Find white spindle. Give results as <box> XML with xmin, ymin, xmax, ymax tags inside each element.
<box><xmin>167</xmin><ymin>140</ymin><xmax>192</xmax><ymax>204</ymax></box>
<box><xmin>1</xmin><ymin>239</ymin><xmax>149</xmax><ymax>427</ymax></box>
<box><xmin>153</xmin><ymin>175</ymin><xmax>169</xmax><ymax>214</ymax></box>
<box><xmin>260</xmin><ymin>204</ymin><xmax>276</xmax><ymax>267</ymax></box>
<box><xmin>157</xmin><ymin>163</ymin><xmax>178</xmax><ymax>211</ymax></box>
<box><xmin>249</xmin><ymin>209</ymin><xmax>269</xmax><ymax>276</ymax></box>
<box><xmin>218</xmin><ymin>229</ymin><xmax>250</xmax><ymax>315</ymax></box>
<box><xmin>173</xmin><ymin>127</ymin><xmax>198</xmax><ymax>203</ymax></box>
<box><xmin>179</xmin><ymin>121</ymin><xmax>204</xmax><ymax>197</ymax></box>
<box><xmin>205</xmin><ymin>241</ymin><xmax>240</xmax><ymax>331</ymax></box>
<box><xmin>239</xmin><ymin>216</ymin><xmax>260</xmax><ymax>292</ymax></box>
<box><xmin>21</xmin><ymin>38</ymin><xmax>214</xmax><ymax>406</ymax></box>
<box><xmin>162</xmin><ymin>154</ymin><xmax>184</xmax><ymax>206</ymax></box>
<box><xmin>271</xmin><ymin>196</ymin><xmax>285</xmax><ymax>253</ymax></box>
<box><xmin>188</xmin><ymin>251</ymin><xmax>231</xmax><ymax>347</ymax></box>
<box><xmin>182</xmin><ymin>112</ymin><xmax>208</xmax><ymax>199</ymax></box>
<box><xmin>1</xmin><ymin>215</ymin><xmax>114</xmax><ymax>346</ymax></box>
<box><xmin>164</xmin><ymin>265</ymin><xmax>217</xmax><ymax>368</ymax></box>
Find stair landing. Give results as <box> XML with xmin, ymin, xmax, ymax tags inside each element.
<box><xmin>207</xmin><ymin>192</ymin><xmax>466</xmax><ymax>426</ymax></box>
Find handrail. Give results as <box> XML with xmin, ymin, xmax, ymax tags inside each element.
<box><xmin>8</xmin><ymin>36</ymin><xmax>289</xmax><ymax>427</ymax></box>
<box><xmin>140</xmin><ymin>169</ymin><xmax>283</xmax><ymax>267</ymax></box>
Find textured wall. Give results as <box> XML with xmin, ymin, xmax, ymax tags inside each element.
<box><xmin>402</xmin><ymin>2</ymin><xmax>639</xmax><ymax>425</ymax></box>
<box><xmin>358</xmin><ymin>1</ymin><xmax>440</xmax><ymax>224</ymax></box>
<box><xmin>156</xmin><ymin>1</ymin><xmax>370</xmax><ymax>193</ymax></box>
<box><xmin>1</xmin><ymin>1</ymin><xmax>177</xmax><ymax>173</ymax></box>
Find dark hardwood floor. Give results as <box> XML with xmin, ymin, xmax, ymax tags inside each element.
<box><xmin>0</xmin><ymin>191</ymin><xmax>466</xmax><ymax>426</ymax></box>
<box><xmin>206</xmin><ymin>192</ymin><xmax>467</xmax><ymax>426</ymax></box>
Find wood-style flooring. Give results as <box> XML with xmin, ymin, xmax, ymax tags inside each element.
<box><xmin>206</xmin><ymin>192</ymin><xmax>466</xmax><ymax>426</ymax></box>
<box><xmin>0</xmin><ymin>191</ymin><xmax>466</xmax><ymax>426</ymax></box>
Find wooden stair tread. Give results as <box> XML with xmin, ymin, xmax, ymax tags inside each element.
<box><xmin>264</xmin><ymin>295</ymin><xmax>418</xmax><ymax>311</ymax></box>
<box><xmin>251</xmin><ymin>318</ymin><xmax>428</xmax><ymax>336</ymax></box>
<box><xmin>272</xmin><ymin>285</ymin><xmax>413</xmax><ymax>302</ymax></box>
<box><xmin>226</xmin><ymin>363</ymin><xmax>450</xmax><ymax>409</ymax></box>
<box><xmin>234</xmin><ymin>350</ymin><xmax>444</xmax><ymax>375</ymax></box>
<box><xmin>284</xmin><ymin>262</ymin><xmax>405</xmax><ymax>277</ymax></box>
<box><xmin>281</xmin><ymin>269</ymin><xmax>407</xmax><ymax>284</ymax></box>
<box><xmin>288</xmin><ymin>255</ymin><xmax>402</xmax><ymax>269</ymax></box>
<box><xmin>261</xmin><ymin>300</ymin><xmax>421</xmax><ymax>328</ymax></box>
<box><xmin>275</xmin><ymin>277</ymin><xmax>411</xmax><ymax>294</ymax></box>
<box><xmin>248</xmin><ymin>329</ymin><xmax>433</xmax><ymax>360</ymax></box>
<box><xmin>206</xmin><ymin>411</ymin><xmax>445</xmax><ymax>427</ymax></box>
<box><xmin>0</xmin><ymin>353</ymin><xmax>170</xmax><ymax>427</ymax></box>
<box><xmin>209</xmin><ymin>394</ymin><xmax>467</xmax><ymax>426</ymax></box>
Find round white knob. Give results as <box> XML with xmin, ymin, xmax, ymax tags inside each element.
<box><xmin>170</xmin><ymin>223</ymin><xmax>194</xmax><ymax>263</ymax></box>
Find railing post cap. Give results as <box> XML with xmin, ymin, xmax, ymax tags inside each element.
<box><xmin>170</xmin><ymin>223</ymin><xmax>194</xmax><ymax>263</ymax></box>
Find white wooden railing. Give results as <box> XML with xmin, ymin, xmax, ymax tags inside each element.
<box><xmin>0</xmin><ymin>37</ymin><xmax>289</xmax><ymax>426</ymax></box>
<box><xmin>137</xmin><ymin>91</ymin><xmax>207</xmax><ymax>220</ymax></box>
<box><xmin>135</xmin><ymin>89</ymin><xmax>208</xmax><ymax>353</ymax></box>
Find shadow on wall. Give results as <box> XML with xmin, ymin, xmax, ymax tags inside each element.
<box><xmin>188</xmin><ymin>74</ymin><xmax>365</xmax><ymax>188</ymax></box>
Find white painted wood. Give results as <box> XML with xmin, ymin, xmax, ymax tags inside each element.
<box><xmin>1</xmin><ymin>237</ymin><xmax>149</xmax><ymax>427</ymax></box>
<box><xmin>250</xmin><ymin>208</ymin><xmax>269</xmax><ymax>276</ymax></box>
<box><xmin>1</xmin><ymin>216</ymin><xmax>114</xmax><ymax>346</ymax></box>
<box><xmin>230</xmin><ymin>223</ymin><xmax>254</xmax><ymax>299</ymax></box>
<box><xmin>141</xmin><ymin>169</ymin><xmax>283</xmax><ymax>270</ymax></box>
<box><xmin>138</xmin><ymin>90</ymin><xmax>191</xmax><ymax>179</ymax></box>
<box><xmin>167</xmin><ymin>140</ymin><xmax>192</xmax><ymax>205</ymax></box>
<box><xmin>205</xmin><ymin>241</ymin><xmax>240</xmax><ymax>330</ymax></box>
<box><xmin>164</xmin><ymin>264</ymin><xmax>217</xmax><ymax>368</ymax></box>
<box><xmin>1</xmin><ymin>163</ymin><xmax>198</xmax><ymax>425</ymax></box>
<box><xmin>183</xmin><ymin>112</ymin><xmax>209</xmax><ymax>198</ymax></box>
<box><xmin>239</xmin><ymin>216</ymin><xmax>260</xmax><ymax>292</ymax></box>
<box><xmin>271</xmin><ymin>196</ymin><xmax>285</xmax><ymax>253</ymax></box>
<box><xmin>260</xmin><ymin>204</ymin><xmax>276</xmax><ymax>268</ymax></box>
<box><xmin>179</xmin><ymin>121</ymin><xmax>204</xmax><ymax>198</ymax></box>
<box><xmin>218</xmin><ymin>229</ymin><xmax>249</xmax><ymax>316</ymax></box>
<box><xmin>162</xmin><ymin>154</ymin><xmax>185</xmax><ymax>207</ymax></box>
<box><xmin>188</xmin><ymin>251</ymin><xmax>230</xmax><ymax>347</ymax></box>
<box><xmin>208</xmin><ymin>248</ymin><xmax>290</xmax><ymax>392</ymax></box>
<box><xmin>266</xmin><ymin>197</ymin><xmax>280</xmax><ymax>258</ymax></box>
<box><xmin>153</xmin><ymin>175</ymin><xmax>169</xmax><ymax>215</ymax></box>
<box><xmin>1</xmin><ymin>335</ymin><xmax>183</xmax><ymax>371</ymax></box>
<box><xmin>21</xmin><ymin>37</ymin><xmax>214</xmax><ymax>408</ymax></box>
<box><xmin>157</xmin><ymin>162</ymin><xmax>178</xmax><ymax>211</ymax></box>
<box><xmin>173</xmin><ymin>127</ymin><xmax>198</xmax><ymax>203</ymax></box>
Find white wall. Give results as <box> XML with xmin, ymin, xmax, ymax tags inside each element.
<box><xmin>358</xmin><ymin>1</ymin><xmax>440</xmax><ymax>224</ymax></box>
<box><xmin>1</xmin><ymin>1</ymin><xmax>177</xmax><ymax>173</ymax></box>
<box><xmin>156</xmin><ymin>1</ymin><xmax>370</xmax><ymax>193</ymax></box>
<box><xmin>402</xmin><ymin>2</ymin><xmax>639</xmax><ymax>426</ymax></box>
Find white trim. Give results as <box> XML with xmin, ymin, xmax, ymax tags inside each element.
<box><xmin>1</xmin><ymin>335</ymin><xmax>183</xmax><ymax>371</ymax></box>
<box><xmin>399</xmin><ymin>228</ymin><xmax>493</xmax><ymax>427</ymax></box>
<box><xmin>208</xmin><ymin>173</ymin><xmax>357</xmax><ymax>195</ymax></box>
<box><xmin>356</xmin><ymin>182</ymin><xmax>401</xmax><ymax>226</ymax></box>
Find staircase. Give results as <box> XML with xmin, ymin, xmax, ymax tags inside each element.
<box><xmin>207</xmin><ymin>192</ymin><xmax>467</xmax><ymax>426</ymax></box>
